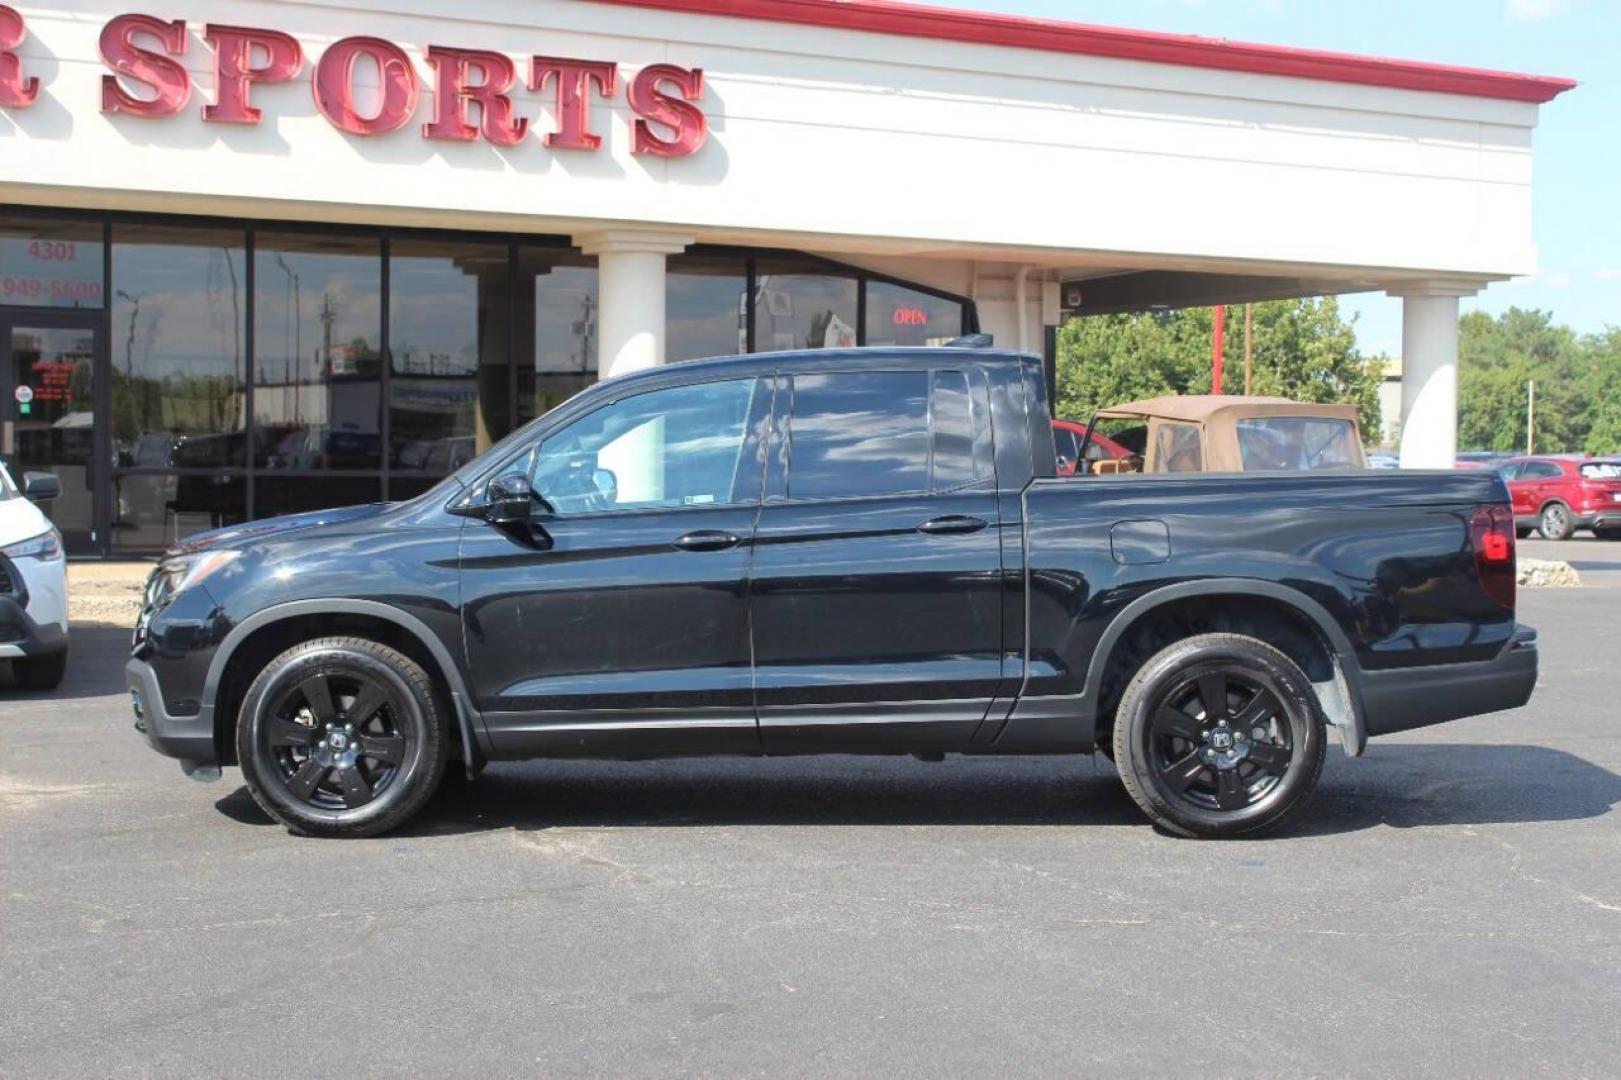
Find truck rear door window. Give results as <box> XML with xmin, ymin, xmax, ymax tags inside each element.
<box><xmin>929</xmin><ymin>369</ymin><xmax>992</xmax><ymax>490</ymax></box>
<box><xmin>788</xmin><ymin>371</ymin><xmax>930</xmax><ymax>499</ymax></box>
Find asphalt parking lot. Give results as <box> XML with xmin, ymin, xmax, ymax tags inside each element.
<box><xmin>2</xmin><ymin>545</ymin><xmax>1619</xmax><ymax>1077</ymax></box>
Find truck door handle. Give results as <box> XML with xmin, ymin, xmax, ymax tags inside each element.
<box><xmin>917</xmin><ymin>515</ymin><xmax>988</xmax><ymax>536</ymax></box>
<box><xmin>673</xmin><ymin>530</ymin><xmax>742</xmax><ymax>552</ymax></box>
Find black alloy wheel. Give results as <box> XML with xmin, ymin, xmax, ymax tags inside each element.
<box><xmin>264</xmin><ymin>670</ymin><xmax>407</xmax><ymax>811</ymax></box>
<box><xmin>237</xmin><ymin>638</ymin><xmax>449</xmax><ymax>838</ymax></box>
<box><xmin>1113</xmin><ymin>633</ymin><xmax>1326</xmax><ymax>838</ymax></box>
<box><xmin>1147</xmin><ymin>668</ymin><xmax>1294</xmax><ymax>813</ymax></box>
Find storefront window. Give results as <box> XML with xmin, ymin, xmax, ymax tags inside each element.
<box><xmin>864</xmin><ymin>281</ymin><xmax>963</xmax><ymax>347</ymax></box>
<box><xmin>110</xmin><ymin>225</ymin><xmax>246</xmax><ymax>468</ymax></box>
<box><xmin>753</xmin><ymin>259</ymin><xmax>858</xmax><ymax>352</ymax></box>
<box><xmin>518</xmin><ymin>246</ymin><xmax>598</xmax><ymax>425</ymax></box>
<box><xmin>0</xmin><ymin>215</ymin><xmax>104</xmax><ymax>309</ymax></box>
<box><xmin>256</xmin><ymin>475</ymin><xmax>382</xmax><ymax>519</ymax></box>
<box><xmin>388</xmin><ymin>238</ymin><xmax>507</xmax><ymax>479</ymax></box>
<box><xmin>253</xmin><ymin>233</ymin><xmax>382</xmax><ymax>469</ymax></box>
<box><xmin>667</xmin><ymin>253</ymin><xmax>746</xmax><ymax>362</ymax></box>
<box><xmin>112</xmin><ymin>473</ymin><xmax>247</xmax><ymax>552</ymax></box>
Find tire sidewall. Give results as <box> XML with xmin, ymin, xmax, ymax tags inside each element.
<box><xmin>1116</xmin><ymin>636</ymin><xmax>1325</xmax><ymax>838</ymax></box>
<box><xmin>237</xmin><ymin>643</ymin><xmax>440</xmax><ymax>834</ymax></box>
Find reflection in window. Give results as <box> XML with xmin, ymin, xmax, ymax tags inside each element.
<box><xmin>389</xmin><ymin>239</ymin><xmax>507</xmax><ymax>475</ymax></box>
<box><xmin>518</xmin><ymin>246</ymin><xmax>598</xmax><ymax>425</ymax></box>
<box><xmin>112</xmin><ymin>473</ymin><xmax>247</xmax><ymax>552</ymax></box>
<box><xmin>667</xmin><ymin>254</ymin><xmax>746</xmax><ymax>362</ymax></box>
<box><xmin>1236</xmin><ymin>417</ymin><xmax>1360</xmax><ymax>471</ymax></box>
<box><xmin>533</xmin><ymin>378</ymin><xmax>759</xmax><ymax>514</ymax></box>
<box><xmin>254</xmin><ymin>233</ymin><xmax>382</xmax><ymax>469</ymax></box>
<box><xmin>110</xmin><ymin>225</ymin><xmax>246</xmax><ymax>468</ymax></box>
<box><xmin>865</xmin><ymin>280</ymin><xmax>963</xmax><ymax>347</ymax></box>
<box><xmin>754</xmin><ymin>259</ymin><xmax>857</xmax><ymax>352</ymax></box>
<box><xmin>788</xmin><ymin>371</ymin><xmax>930</xmax><ymax>500</ymax></box>
<box><xmin>0</xmin><ymin>215</ymin><xmax>104</xmax><ymax>309</ymax></box>
<box><xmin>255</xmin><ymin>475</ymin><xmax>382</xmax><ymax>518</ymax></box>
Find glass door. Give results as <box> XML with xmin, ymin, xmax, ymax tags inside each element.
<box><xmin>1</xmin><ymin>314</ymin><xmax>101</xmax><ymax>552</ymax></box>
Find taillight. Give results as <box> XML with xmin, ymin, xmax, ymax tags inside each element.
<box><xmin>1469</xmin><ymin>504</ymin><xmax>1515</xmax><ymax>610</ymax></box>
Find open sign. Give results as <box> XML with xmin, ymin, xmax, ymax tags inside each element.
<box><xmin>892</xmin><ymin>307</ymin><xmax>928</xmax><ymax>326</ymax></box>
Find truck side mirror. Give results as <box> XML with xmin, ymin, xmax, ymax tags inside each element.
<box><xmin>485</xmin><ymin>472</ymin><xmax>537</xmax><ymax>525</ymax></box>
<box><xmin>22</xmin><ymin>472</ymin><xmax>61</xmax><ymax>503</ymax></box>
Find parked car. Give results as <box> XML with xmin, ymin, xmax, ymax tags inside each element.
<box><xmin>1050</xmin><ymin>419</ymin><xmax>1131</xmax><ymax>476</ymax></box>
<box><xmin>129</xmin><ymin>348</ymin><xmax>1534</xmax><ymax>840</ymax></box>
<box><xmin>1081</xmin><ymin>395</ymin><xmax>1367</xmax><ymax>473</ymax></box>
<box><xmin>1500</xmin><ymin>455</ymin><xmax>1621</xmax><ymax>540</ymax></box>
<box><xmin>0</xmin><ymin>461</ymin><xmax>68</xmax><ymax>689</ymax></box>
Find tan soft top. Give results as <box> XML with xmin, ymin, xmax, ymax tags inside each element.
<box><xmin>1095</xmin><ymin>395</ymin><xmax>1360</xmax><ymax>425</ymax></box>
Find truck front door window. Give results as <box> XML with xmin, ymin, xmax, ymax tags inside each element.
<box><xmin>531</xmin><ymin>378</ymin><xmax>759</xmax><ymax>514</ymax></box>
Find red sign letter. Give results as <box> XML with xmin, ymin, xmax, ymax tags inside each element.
<box><xmin>203</xmin><ymin>24</ymin><xmax>303</xmax><ymax>124</ymax></box>
<box><xmin>423</xmin><ymin>46</ymin><xmax>526</xmax><ymax>145</ymax></box>
<box><xmin>314</xmin><ymin>36</ymin><xmax>418</xmax><ymax>135</ymax></box>
<box><xmin>100</xmin><ymin>13</ymin><xmax>190</xmax><ymax>117</ymax></box>
<box><xmin>629</xmin><ymin>64</ymin><xmax>706</xmax><ymax>158</ymax></box>
<box><xmin>530</xmin><ymin>57</ymin><xmax>616</xmax><ymax>151</ymax></box>
<box><xmin>0</xmin><ymin>5</ymin><xmax>38</xmax><ymax>109</ymax></box>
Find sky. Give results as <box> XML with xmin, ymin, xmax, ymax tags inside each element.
<box><xmin>968</xmin><ymin>0</ymin><xmax>1617</xmax><ymax>358</ymax></box>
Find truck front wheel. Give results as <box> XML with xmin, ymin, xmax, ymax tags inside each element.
<box><xmin>236</xmin><ymin>637</ymin><xmax>449</xmax><ymax>838</ymax></box>
<box><xmin>1111</xmin><ymin>633</ymin><xmax>1326</xmax><ymax>838</ymax></box>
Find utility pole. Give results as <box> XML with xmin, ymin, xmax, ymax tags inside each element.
<box><xmin>1212</xmin><ymin>304</ymin><xmax>1226</xmax><ymax>394</ymax></box>
<box><xmin>1526</xmin><ymin>379</ymin><xmax>1536</xmax><ymax>455</ymax></box>
<box><xmin>1244</xmin><ymin>303</ymin><xmax>1254</xmax><ymax>396</ymax></box>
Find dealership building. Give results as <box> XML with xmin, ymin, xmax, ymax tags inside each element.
<box><xmin>0</xmin><ymin>0</ymin><xmax>1572</xmax><ymax>554</ymax></box>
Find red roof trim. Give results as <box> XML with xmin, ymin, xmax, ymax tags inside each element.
<box><xmin>588</xmin><ymin>0</ymin><xmax>1575</xmax><ymax>104</ymax></box>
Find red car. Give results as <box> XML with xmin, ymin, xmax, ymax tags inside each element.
<box><xmin>1501</xmin><ymin>456</ymin><xmax>1621</xmax><ymax>540</ymax></box>
<box><xmin>1051</xmin><ymin>419</ymin><xmax>1133</xmax><ymax>476</ymax></box>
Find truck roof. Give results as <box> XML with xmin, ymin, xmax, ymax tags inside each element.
<box><xmin>604</xmin><ymin>346</ymin><xmax>1041</xmax><ymax>386</ymax></box>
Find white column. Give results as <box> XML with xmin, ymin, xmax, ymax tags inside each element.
<box><xmin>574</xmin><ymin>229</ymin><xmax>694</xmax><ymax>379</ymax></box>
<box><xmin>1389</xmin><ymin>281</ymin><xmax>1479</xmax><ymax>470</ymax></box>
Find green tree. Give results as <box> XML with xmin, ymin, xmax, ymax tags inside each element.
<box><xmin>1582</xmin><ymin>328</ymin><xmax>1621</xmax><ymax>455</ymax></box>
<box><xmin>1055</xmin><ymin>298</ymin><xmax>1383</xmax><ymax>436</ymax></box>
<box><xmin>1457</xmin><ymin>308</ymin><xmax>1591</xmax><ymax>453</ymax></box>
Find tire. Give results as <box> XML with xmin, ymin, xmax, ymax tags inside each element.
<box><xmin>1111</xmin><ymin>633</ymin><xmax>1327</xmax><ymax>839</ymax></box>
<box><xmin>236</xmin><ymin>637</ymin><xmax>449</xmax><ymax>838</ymax></box>
<box><xmin>1515</xmin><ymin>527</ymin><xmax>1534</xmax><ymax>540</ymax></box>
<box><xmin>13</xmin><ymin>650</ymin><xmax>66</xmax><ymax>690</ymax></box>
<box><xmin>1596</xmin><ymin>527</ymin><xmax>1621</xmax><ymax>542</ymax></box>
<box><xmin>1539</xmin><ymin>502</ymin><xmax>1575</xmax><ymax>541</ymax></box>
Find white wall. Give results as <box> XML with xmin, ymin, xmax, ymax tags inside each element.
<box><xmin>0</xmin><ymin>0</ymin><xmax>1546</xmax><ymax>282</ymax></box>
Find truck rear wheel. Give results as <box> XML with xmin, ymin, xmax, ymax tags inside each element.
<box><xmin>1111</xmin><ymin>633</ymin><xmax>1326</xmax><ymax>838</ymax></box>
<box><xmin>236</xmin><ymin>637</ymin><xmax>449</xmax><ymax>838</ymax></box>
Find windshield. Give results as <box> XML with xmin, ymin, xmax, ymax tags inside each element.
<box><xmin>1236</xmin><ymin>417</ymin><xmax>1360</xmax><ymax>471</ymax></box>
<box><xmin>1580</xmin><ymin>462</ymin><xmax>1621</xmax><ymax>480</ymax></box>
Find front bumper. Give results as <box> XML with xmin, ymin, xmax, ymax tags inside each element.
<box><xmin>1360</xmin><ymin>624</ymin><xmax>1538</xmax><ymax>737</ymax></box>
<box><xmin>0</xmin><ymin>596</ymin><xmax>68</xmax><ymax>659</ymax></box>
<box><xmin>127</xmin><ymin>657</ymin><xmax>219</xmax><ymax>778</ymax></box>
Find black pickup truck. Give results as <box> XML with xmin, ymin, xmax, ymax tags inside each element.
<box><xmin>128</xmin><ymin>347</ymin><xmax>1536</xmax><ymax>838</ymax></box>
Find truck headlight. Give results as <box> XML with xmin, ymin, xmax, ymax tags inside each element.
<box><xmin>156</xmin><ymin>550</ymin><xmax>241</xmax><ymax>600</ymax></box>
<box><xmin>1</xmin><ymin>527</ymin><xmax>63</xmax><ymax>562</ymax></box>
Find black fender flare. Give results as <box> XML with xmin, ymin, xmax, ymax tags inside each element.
<box><xmin>1079</xmin><ymin>578</ymin><xmax>1369</xmax><ymax>756</ymax></box>
<box><xmin>202</xmin><ymin>599</ymin><xmax>487</xmax><ymax>774</ymax></box>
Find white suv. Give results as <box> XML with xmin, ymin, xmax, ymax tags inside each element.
<box><xmin>0</xmin><ymin>461</ymin><xmax>68</xmax><ymax>689</ymax></box>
